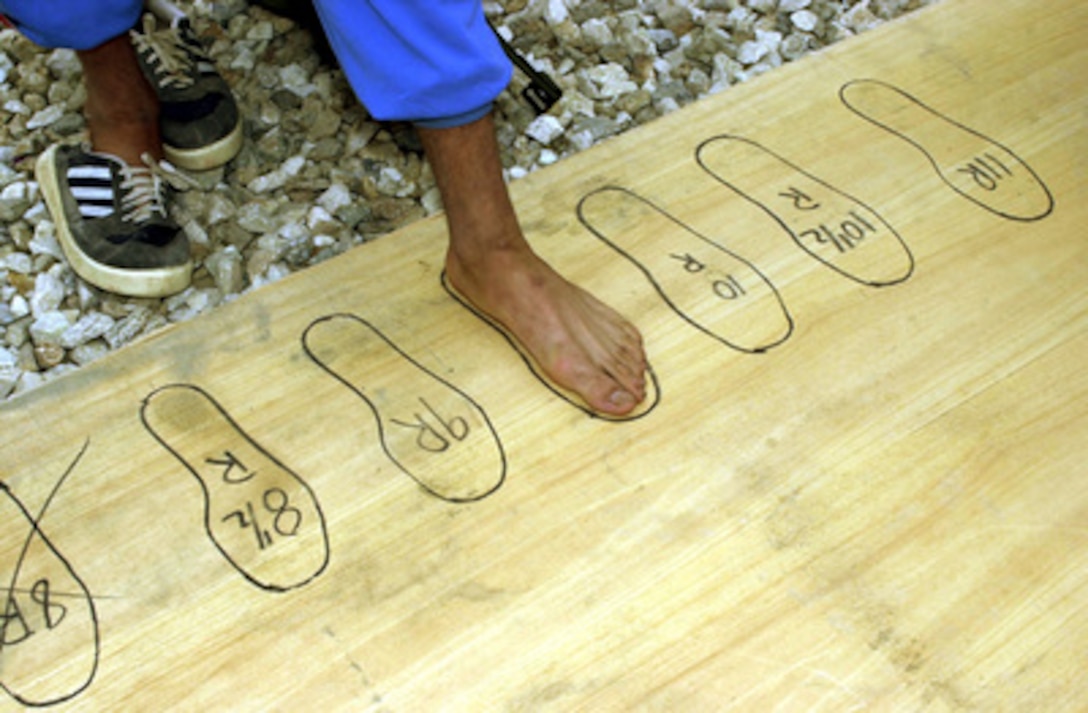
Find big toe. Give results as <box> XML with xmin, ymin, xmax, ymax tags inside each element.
<box><xmin>589</xmin><ymin>377</ymin><xmax>640</xmax><ymax>416</ymax></box>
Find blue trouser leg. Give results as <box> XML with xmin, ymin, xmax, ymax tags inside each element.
<box><xmin>310</xmin><ymin>0</ymin><xmax>512</xmax><ymax>128</ymax></box>
<box><xmin>0</xmin><ymin>0</ymin><xmax>513</xmax><ymax>127</ymax></box>
<box><xmin>0</xmin><ymin>0</ymin><xmax>141</xmax><ymax>50</ymax></box>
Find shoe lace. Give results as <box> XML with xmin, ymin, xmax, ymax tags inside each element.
<box><xmin>117</xmin><ymin>153</ymin><xmax>197</xmax><ymax>224</ymax></box>
<box><xmin>131</xmin><ymin>14</ymin><xmax>199</xmax><ymax>90</ymax></box>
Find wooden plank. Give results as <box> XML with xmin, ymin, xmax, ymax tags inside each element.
<box><xmin>2</xmin><ymin>0</ymin><xmax>1086</xmax><ymax>708</ymax></box>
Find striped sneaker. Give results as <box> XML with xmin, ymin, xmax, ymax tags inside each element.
<box><xmin>35</xmin><ymin>143</ymin><xmax>192</xmax><ymax>298</ymax></box>
<box><xmin>130</xmin><ymin>7</ymin><xmax>243</xmax><ymax>171</ymax></box>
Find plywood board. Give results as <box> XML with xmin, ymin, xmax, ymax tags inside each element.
<box><xmin>2</xmin><ymin>0</ymin><xmax>1086</xmax><ymax>708</ymax></box>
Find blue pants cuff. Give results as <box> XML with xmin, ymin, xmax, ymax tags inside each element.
<box><xmin>413</xmin><ymin>103</ymin><xmax>494</xmax><ymax>130</ymax></box>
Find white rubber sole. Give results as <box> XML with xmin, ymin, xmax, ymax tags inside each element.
<box><xmin>35</xmin><ymin>145</ymin><xmax>193</xmax><ymax>298</ymax></box>
<box><xmin>163</xmin><ymin>115</ymin><xmax>245</xmax><ymax>172</ymax></box>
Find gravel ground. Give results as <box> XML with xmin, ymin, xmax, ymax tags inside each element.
<box><xmin>0</xmin><ymin>0</ymin><xmax>936</xmax><ymax>399</ymax></box>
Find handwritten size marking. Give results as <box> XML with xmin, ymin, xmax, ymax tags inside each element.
<box><xmin>669</xmin><ymin>252</ymin><xmax>749</xmax><ymax>301</ymax></box>
<box><xmin>837</xmin><ymin>78</ymin><xmax>1054</xmax><ymax>222</ymax></box>
<box><xmin>1</xmin><ymin>440</ymin><xmax>100</xmax><ymax>707</ymax></box>
<box><xmin>800</xmin><ymin>210</ymin><xmax>879</xmax><ymax>254</ymax></box>
<box><xmin>696</xmin><ymin>135</ymin><xmax>914</xmax><ymax>286</ymax></box>
<box><xmin>391</xmin><ymin>397</ymin><xmax>471</xmax><ymax>453</ymax></box>
<box><xmin>957</xmin><ymin>153</ymin><xmax>1012</xmax><ymax>191</ymax></box>
<box><xmin>140</xmin><ymin>384</ymin><xmax>330</xmax><ymax>592</ymax></box>
<box><xmin>577</xmin><ymin>185</ymin><xmax>793</xmax><ymax>353</ymax></box>
<box><xmin>204</xmin><ymin>452</ymin><xmax>305</xmax><ymax>552</ymax></box>
<box><xmin>302</xmin><ymin>313</ymin><xmax>508</xmax><ymax>501</ymax></box>
<box><xmin>774</xmin><ymin>186</ymin><xmax>880</xmax><ymax>254</ymax></box>
<box><xmin>222</xmin><ymin>487</ymin><xmax>303</xmax><ymax>551</ymax></box>
<box><xmin>1</xmin><ymin>580</ymin><xmax>67</xmax><ymax>647</ymax></box>
<box><xmin>779</xmin><ymin>186</ymin><xmax>821</xmax><ymax>211</ymax></box>
<box><xmin>207</xmin><ymin>451</ymin><xmax>255</xmax><ymax>484</ymax></box>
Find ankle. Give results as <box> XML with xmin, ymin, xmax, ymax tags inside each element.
<box><xmin>85</xmin><ymin>111</ymin><xmax>163</xmax><ymax>165</ymax></box>
<box><xmin>77</xmin><ymin>35</ymin><xmax>164</xmax><ymax>164</ymax></box>
<box><xmin>446</xmin><ymin>239</ymin><xmax>540</xmax><ymax>284</ymax></box>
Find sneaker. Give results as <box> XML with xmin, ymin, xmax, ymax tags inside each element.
<box><xmin>130</xmin><ymin>8</ymin><xmax>243</xmax><ymax>171</ymax></box>
<box><xmin>35</xmin><ymin>143</ymin><xmax>192</xmax><ymax>298</ymax></box>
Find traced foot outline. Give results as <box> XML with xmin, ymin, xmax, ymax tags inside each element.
<box><xmin>577</xmin><ymin>186</ymin><xmax>794</xmax><ymax>354</ymax></box>
<box><xmin>441</xmin><ymin>271</ymin><xmax>661</xmax><ymax>421</ymax></box>
<box><xmin>839</xmin><ymin>78</ymin><xmax>1054</xmax><ymax>221</ymax></box>
<box><xmin>140</xmin><ymin>384</ymin><xmax>330</xmax><ymax>593</ymax></box>
<box><xmin>696</xmin><ymin>134</ymin><xmax>915</xmax><ymax>287</ymax></box>
<box><xmin>1</xmin><ymin>441</ymin><xmax>100</xmax><ymax>707</ymax></box>
<box><xmin>302</xmin><ymin>313</ymin><xmax>506</xmax><ymax>503</ymax></box>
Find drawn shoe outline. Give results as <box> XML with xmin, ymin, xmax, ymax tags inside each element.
<box><xmin>441</xmin><ymin>271</ymin><xmax>661</xmax><ymax>421</ymax></box>
<box><xmin>140</xmin><ymin>384</ymin><xmax>330</xmax><ymax>592</ymax></box>
<box><xmin>696</xmin><ymin>134</ymin><xmax>914</xmax><ymax>287</ymax></box>
<box><xmin>302</xmin><ymin>313</ymin><xmax>506</xmax><ymax>503</ymax></box>
<box><xmin>839</xmin><ymin>78</ymin><xmax>1054</xmax><ymax>221</ymax></box>
<box><xmin>577</xmin><ymin>186</ymin><xmax>793</xmax><ymax>354</ymax></box>
<box><xmin>1</xmin><ymin>453</ymin><xmax>99</xmax><ymax>707</ymax></box>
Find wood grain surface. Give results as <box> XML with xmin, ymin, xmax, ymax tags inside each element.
<box><xmin>2</xmin><ymin>0</ymin><xmax>1086</xmax><ymax>709</ymax></box>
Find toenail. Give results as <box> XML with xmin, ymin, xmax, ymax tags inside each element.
<box><xmin>610</xmin><ymin>390</ymin><xmax>635</xmax><ymax>409</ymax></box>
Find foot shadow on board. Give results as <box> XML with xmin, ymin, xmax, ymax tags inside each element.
<box><xmin>302</xmin><ymin>313</ymin><xmax>506</xmax><ymax>503</ymax></box>
<box><xmin>696</xmin><ymin>134</ymin><xmax>915</xmax><ymax>287</ymax></box>
<box><xmin>839</xmin><ymin>78</ymin><xmax>1054</xmax><ymax>222</ymax></box>
<box><xmin>141</xmin><ymin>384</ymin><xmax>330</xmax><ymax>592</ymax></box>
<box><xmin>1</xmin><ymin>441</ymin><xmax>99</xmax><ymax>707</ymax></box>
<box><xmin>576</xmin><ymin>186</ymin><xmax>794</xmax><ymax>354</ymax></box>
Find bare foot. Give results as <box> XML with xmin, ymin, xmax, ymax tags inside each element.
<box><xmin>445</xmin><ymin>245</ymin><xmax>648</xmax><ymax>417</ymax></box>
<box><xmin>417</xmin><ymin>113</ymin><xmax>649</xmax><ymax>416</ymax></box>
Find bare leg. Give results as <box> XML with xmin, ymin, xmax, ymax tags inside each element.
<box><xmin>77</xmin><ymin>33</ymin><xmax>162</xmax><ymax>165</ymax></box>
<box><xmin>418</xmin><ymin>114</ymin><xmax>648</xmax><ymax>416</ymax></box>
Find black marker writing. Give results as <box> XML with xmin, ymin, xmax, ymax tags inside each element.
<box><xmin>779</xmin><ymin>186</ymin><xmax>821</xmax><ymax>211</ymax></box>
<box><xmin>957</xmin><ymin>153</ymin><xmax>1012</xmax><ymax>191</ymax></box>
<box><xmin>207</xmin><ymin>451</ymin><xmax>256</xmax><ymax>484</ymax></box>
<box><xmin>800</xmin><ymin>210</ymin><xmax>879</xmax><ymax>254</ymax></box>
<box><xmin>222</xmin><ymin>487</ymin><xmax>303</xmax><ymax>551</ymax></box>
<box><xmin>1</xmin><ymin>439</ymin><xmax>100</xmax><ymax>706</ymax></box>
<box><xmin>392</xmin><ymin>397</ymin><xmax>471</xmax><ymax>453</ymax></box>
